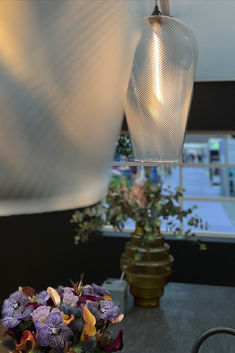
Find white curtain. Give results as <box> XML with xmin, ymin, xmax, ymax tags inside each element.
<box><xmin>0</xmin><ymin>0</ymin><xmax>153</xmax><ymax>215</ymax></box>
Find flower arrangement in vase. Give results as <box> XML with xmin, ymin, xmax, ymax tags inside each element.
<box><xmin>1</xmin><ymin>282</ymin><xmax>124</xmax><ymax>353</ymax></box>
<box><xmin>71</xmin><ymin>135</ymin><xmax>208</xmax><ymax>307</ymax></box>
<box><xmin>71</xmin><ymin>169</ymin><xmax>207</xmax><ymax>307</ymax></box>
<box><xmin>114</xmin><ymin>170</ymin><xmax>207</xmax><ymax>307</ymax></box>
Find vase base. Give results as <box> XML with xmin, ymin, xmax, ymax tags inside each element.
<box><xmin>134</xmin><ymin>296</ymin><xmax>159</xmax><ymax>307</ymax></box>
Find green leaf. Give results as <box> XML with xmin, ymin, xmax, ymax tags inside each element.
<box><xmin>200</xmin><ymin>243</ymin><xmax>207</xmax><ymax>251</ymax></box>
<box><xmin>154</xmin><ymin>219</ymin><xmax>161</xmax><ymax>227</ymax></box>
<box><xmin>134</xmin><ymin>253</ymin><xmax>143</xmax><ymax>261</ymax></box>
<box><xmin>144</xmin><ymin>225</ymin><xmax>152</xmax><ymax>233</ymax></box>
<box><xmin>31</xmin><ymin>295</ymin><xmax>40</xmax><ymax>304</ymax></box>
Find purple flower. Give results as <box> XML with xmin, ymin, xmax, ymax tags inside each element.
<box><xmin>62</xmin><ymin>287</ymin><xmax>74</xmax><ymax>294</ymax></box>
<box><xmin>2</xmin><ymin>291</ymin><xmax>34</xmax><ymax>328</ymax></box>
<box><xmin>31</xmin><ymin>306</ymin><xmax>60</xmax><ymax>323</ymax></box>
<box><xmin>82</xmin><ymin>285</ymin><xmax>97</xmax><ymax>297</ymax></box>
<box><xmin>62</xmin><ymin>292</ymin><xmax>78</xmax><ymax>307</ymax></box>
<box><xmin>82</xmin><ymin>284</ymin><xmax>110</xmax><ymax>300</ymax></box>
<box><xmin>37</xmin><ymin>291</ymin><xmax>49</xmax><ymax>305</ymax></box>
<box><xmin>92</xmin><ymin>284</ymin><xmax>110</xmax><ymax>297</ymax></box>
<box><xmin>35</xmin><ymin>312</ymin><xmax>73</xmax><ymax>350</ymax></box>
<box><xmin>86</xmin><ymin>300</ymin><xmax>120</xmax><ymax>322</ymax></box>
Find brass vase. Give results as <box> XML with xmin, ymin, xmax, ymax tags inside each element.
<box><xmin>120</xmin><ymin>225</ymin><xmax>173</xmax><ymax>307</ymax></box>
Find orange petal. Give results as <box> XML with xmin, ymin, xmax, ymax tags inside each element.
<box><xmin>16</xmin><ymin>331</ymin><xmax>34</xmax><ymax>352</ymax></box>
<box><xmin>81</xmin><ymin>307</ymin><xmax>96</xmax><ymax>342</ymax></box>
<box><xmin>18</xmin><ymin>286</ymin><xmax>36</xmax><ymax>299</ymax></box>
<box><xmin>62</xmin><ymin>314</ymin><xmax>70</xmax><ymax>321</ymax></box>
<box><xmin>47</xmin><ymin>287</ymin><xmax>61</xmax><ymax>307</ymax></box>
<box><xmin>103</xmin><ymin>295</ymin><xmax>112</xmax><ymax>301</ymax></box>
<box><xmin>62</xmin><ymin>313</ymin><xmax>75</xmax><ymax>325</ymax></box>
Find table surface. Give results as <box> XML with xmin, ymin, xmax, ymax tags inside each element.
<box><xmin>120</xmin><ymin>282</ymin><xmax>235</xmax><ymax>353</ymax></box>
<box><xmin>1</xmin><ymin>282</ymin><xmax>235</xmax><ymax>353</ymax></box>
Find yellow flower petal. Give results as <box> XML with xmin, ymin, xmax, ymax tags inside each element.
<box><xmin>81</xmin><ymin>307</ymin><xmax>96</xmax><ymax>342</ymax></box>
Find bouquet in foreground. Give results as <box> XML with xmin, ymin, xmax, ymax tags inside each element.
<box><xmin>1</xmin><ymin>282</ymin><xmax>124</xmax><ymax>353</ymax></box>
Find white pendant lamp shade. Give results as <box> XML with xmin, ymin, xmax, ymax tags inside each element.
<box><xmin>0</xmin><ymin>0</ymin><xmax>152</xmax><ymax>215</ymax></box>
<box><xmin>125</xmin><ymin>15</ymin><xmax>197</xmax><ymax>162</ymax></box>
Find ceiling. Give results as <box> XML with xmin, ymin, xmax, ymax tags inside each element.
<box><xmin>147</xmin><ymin>0</ymin><xmax>235</xmax><ymax>81</ymax></box>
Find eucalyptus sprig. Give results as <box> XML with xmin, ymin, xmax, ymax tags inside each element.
<box><xmin>110</xmin><ymin>175</ymin><xmax>208</xmax><ymax>240</ymax></box>
<box><xmin>71</xmin><ymin>203</ymin><xmax>106</xmax><ymax>245</ymax></box>
<box><xmin>71</xmin><ymin>168</ymin><xmax>208</xmax><ymax>245</ymax></box>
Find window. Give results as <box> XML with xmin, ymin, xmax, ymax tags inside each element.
<box><xmin>110</xmin><ymin>134</ymin><xmax>235</xmax><ymax>237</ymax></box>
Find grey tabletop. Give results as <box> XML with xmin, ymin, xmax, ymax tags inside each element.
<box><xmin>120</xmin><ymin>282</ymin><xmax>235</xmax><ymax>353</ymax></box>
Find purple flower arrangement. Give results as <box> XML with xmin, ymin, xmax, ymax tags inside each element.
<box><xmin>1</xmin><ymin>282</ymin><xmax>124</xmax><ymax>353</ymax></box>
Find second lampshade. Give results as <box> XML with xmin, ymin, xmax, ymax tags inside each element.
<box><xmin>125</xmin><ymin>15</ymin><xmax>197</xmax><ymax>163</ymax></box>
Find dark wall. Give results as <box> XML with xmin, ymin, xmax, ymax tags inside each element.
<box><xmin>1</xmin><ymin>209</ymin><xmax>235</xmax><ymax>300</ymax></box>
<box><xmin>0</xmin><ymin>210</ymin><xmax>123</xmax><ymax>299</ymax></box>
<box><xmin>122</xmin><ymin>81</ymin><xmax>235</xmax><ymax>133</ymax></box>
<box><xmin>188</xmin><ymin>81</ymin><xmax>235</xmax><ymax>132</ymax></box>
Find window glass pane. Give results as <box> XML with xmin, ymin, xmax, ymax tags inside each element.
<box><xmin>183</xmin><ymin>200</ymin><xmax>235</xmax><ymax>233</ymax></box>
<box><xmin>183</xmin><ymin>167</ymin><xmax>220</xmax><ymax>197</ymax></box>
<box><xmin>183</xmin><ymin>134</ymin><xmax>235</xmax><ymax>164</ymax></box>
<box><xmin>183</xmin><ymin>167</ymin><xmax>235</xmax><ymax>198</ymax></box>
<box><xmin>160</xmin><ymin>167</ymin><xmax>179</xmax><ymax>189</ymax></box>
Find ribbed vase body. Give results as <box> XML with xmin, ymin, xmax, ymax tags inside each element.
<box><xmin>121</xmin><ymin>229</ymin><xmax>173</xmax><ymax>307</ymax></box>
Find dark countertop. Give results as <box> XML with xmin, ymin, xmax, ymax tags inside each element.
<box><xmin>120</xmin><ymin>282</ymin><xmax>235</xmax><ymax>353</ymax></box>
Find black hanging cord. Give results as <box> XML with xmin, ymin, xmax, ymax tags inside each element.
<box><xmin>152</xmin><ymin>0</ymin><xmax>161</xmax><ymax>15</ymax></box>
<box><xmin>191</xmin><ymin>327</ymin><xmax>235</xmax><ymax>353</ymax></box>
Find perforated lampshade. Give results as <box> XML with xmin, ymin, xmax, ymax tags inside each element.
<box><xmin>0</xmin><ymin>0</ymin><xmax>152</xmax><ymax>215</ymax></box>
<box><xmin>125</xmin><ymin>15</ymin><xmax>197</xmax><ymax>162</ymax></box>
